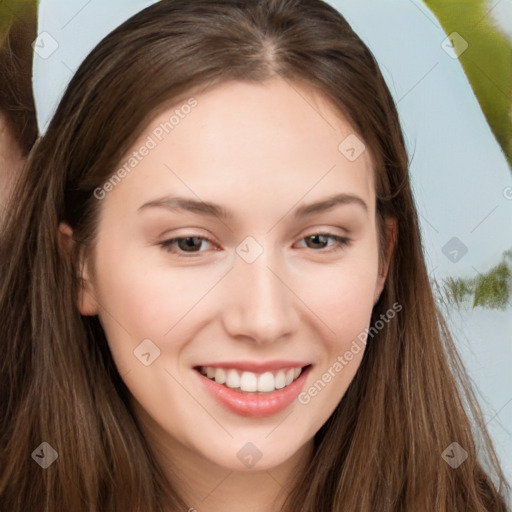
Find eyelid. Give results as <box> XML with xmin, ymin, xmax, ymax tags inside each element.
<box><xmin>295</xmin><ymin>232</ymin><xmax>350</xmax><ymax>250</ymax></box>
<box><xmin>159</xmin><ymin>229</ymin><xmax>351</xmax><ymax>257</ymax></box>
<box><xmin>300</xmin><ymin>226</ymin><xmax>350</xmax><ymax>239</ymax></box>
<box><xmin>159</xmin><ymin>234</ymin><xmax>217</xmax><ymax>255</ymax></box>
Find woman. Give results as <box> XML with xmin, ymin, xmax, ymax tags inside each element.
<box><xmin>0</xmin><ymin>0</ymin><xmax>509</xmax><ymax>510</ymax></box>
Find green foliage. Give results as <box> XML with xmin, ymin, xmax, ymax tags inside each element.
<box><xmin>443</xmin><ymin>251</ymin><xmax>512</xmax><ymax>310</ymax></box>
<box><xmin>445</xmin><ymin>276</ymin><xmax>473</xmax><ymax>304</ymax></box>
<box><xmin>424</xmin><ymin>0</ymin><xmax>512</xmax><ymax>168</ymax></box>
<box><xmin>0</xmin><ymin>0</ymin><xmax>38</xmax><ymax>35</ymax></box>
<box><xmin>473</xmin><ymin>261</ymin><xmax>511</xmax><ymax>308</ymax></box>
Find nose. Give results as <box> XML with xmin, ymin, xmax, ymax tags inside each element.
<box><xmin>221</xmin><ymin>247</ymin><xmax>299</xmax><ymax>345</ymax></box>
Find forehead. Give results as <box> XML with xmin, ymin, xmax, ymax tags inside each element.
<box><xmin>105</xmin><ymin>78</ymin><xmax>375</xmax><ymax>218</ymax></box>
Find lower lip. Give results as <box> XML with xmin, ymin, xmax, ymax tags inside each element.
<box><xmin>196</xmin><ymin>366</ymin><xmax>311</xmax><ymax>418</ymax></box>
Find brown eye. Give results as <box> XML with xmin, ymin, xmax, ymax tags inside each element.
<box><xmin>160</xmin><ymin>236</ymin><xmax>214</xmax><ymax>255</ymax></box>
<box><xmin>299</xmin><ymin>233</ymin><xmax>350</xmax><ymax>251</ymax></box>
<box><xmin>304</xmin><ymin>234</ymin><xmax>330</xmax><ymax>249</ymax></box>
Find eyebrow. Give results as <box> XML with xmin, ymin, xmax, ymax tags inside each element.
<box><xmin>138</xmin><ymin>192</ymin><xmax>368</xmax><ymax>219</ymax></box>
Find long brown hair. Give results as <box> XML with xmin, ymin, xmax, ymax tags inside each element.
<box><xmin>0</xmin><ymin>1</ymin><xmax>509</xmax><ymax>510</ymax></box>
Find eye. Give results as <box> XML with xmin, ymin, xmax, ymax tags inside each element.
<box><xmin>297</xmin><ymin>233</ymin><xmax>350</xmax><ymax>252</ymax></box>
<box><xmin>159</xmin><ymin>232</ymin><xmax>350</xmax><ymax>258</ymax></box>
<box><xmin>160</xmin><ymin>236</ymin><xmax>215</xmax><ymax>256</ymax></box>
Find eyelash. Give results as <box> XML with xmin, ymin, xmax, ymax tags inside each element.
<box><xmin>159</xmin><ymin>232</ymin><xmax>350</xmax><ymax>257</ymax></box>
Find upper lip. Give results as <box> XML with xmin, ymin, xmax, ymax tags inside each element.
<box><xmin>194</xmin><ymin>360</ymin><xmax>311</xmax><ymax>373</ymax></box>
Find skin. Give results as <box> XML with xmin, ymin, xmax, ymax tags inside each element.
<box><xmin>60</xmin><ymin>78</ymin><xmax>396</xmax><ymax>511</ymax></box>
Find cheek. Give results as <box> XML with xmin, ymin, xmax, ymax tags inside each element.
<box><xmin>90</xmin><ymin>246</ymin><xmax>201</xmax><ymax>432</ymax></box>
<box><xmin>328</xmin><ymin>267</ymin><xmax>376</xmax><ymax>316</ymax></box>
<box><xmin>296</xmin><ymin>244</ymin><xmax>378</xmax><ymax>393</ymax></box>
<box><xmin>295</xmin><ymin>263</ymin><xmax>377</xmax><ymax>424</ymax></box>
<box><xmin>91</xmin><ymin>241</ymin><xmax>219</xmax><ymax>368</ymax></box>
<box><xmin>297</xmin><ymin>249</ymin><xmax>379</xmax><ymax>342</ymax></box>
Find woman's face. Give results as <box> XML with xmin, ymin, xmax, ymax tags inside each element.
<box><xmin>75</xmin><ymin>78</ymin><xmax>393</xmax><ymax>473</ymax></box>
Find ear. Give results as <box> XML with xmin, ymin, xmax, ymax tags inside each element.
<box><xmin>373</xmin><ymin>217</ymin><xmax>397</xmax><ymax>304</ymax></box>
<box><xmin>58</xmin><ymin>223</ymin><xmax>99</xmax><ymax>316</ymax></box>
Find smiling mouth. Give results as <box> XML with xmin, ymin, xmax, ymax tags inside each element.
<box><xmin>194</xmin><ymin>365</ymin><xmax>311</xmax><ymax>394</ymax></box>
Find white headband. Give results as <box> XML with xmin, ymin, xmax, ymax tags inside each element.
<box><xmin>31</xmin><ymin>0</ymin><xmax>512</xmax><ymax>280</ymax></box>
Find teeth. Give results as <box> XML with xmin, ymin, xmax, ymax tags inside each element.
<box><xmin>274</xmin><ymin>370</ymin><xmax>286</xmax><ymax>389</ymax></box>
<box><xmin>257</xmin><ymin>372</ymin><xmax>275</xmax><ymax>392</ymax></box>
<box><xmin>214</xmin><ymin>368</ymin><xmax>226</xmax><ymax>385</ymax></box>
<box><xmin>200</xmin><ymin>366</ymin><xmax>305</xmax><ymax>393</ymax></box>
<box><xmin>240</xmin><ymin>371</ymin><xmax>258</xmax><ymax>392</ymax></box>
<box><xmin>225</xmin><ymin>369</ymin><xmax>240</xmax><ymax>389</ymax></box>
